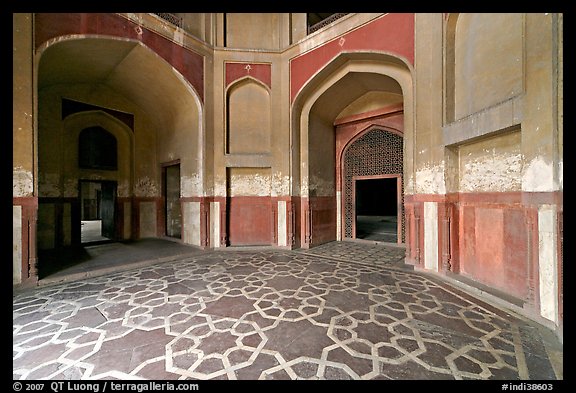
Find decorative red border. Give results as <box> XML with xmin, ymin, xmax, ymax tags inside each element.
<box><xmin>226</xmin><ymin>62</ymin><xmax>271</xmax><ymax>89</ymax></box>
<box><xmin>34</xmin><ymin>13</ymin><xmax>205</xmax><ymax>102</ymax></box>
<box><xmin>290</xmin><ymin>13</ymin><xmax>414</xmax><ymax>102</ymax></box>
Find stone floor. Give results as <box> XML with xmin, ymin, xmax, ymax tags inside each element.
<box><xmin>300</xmin><ymin>239</ymin><xmax>408</xmax><ymax>270</ymax></box>
<box><xmin>355</xmin><ymin>215</ymin><xmax>398</xmax><ymax>243</ymax></box>
<box><xmin>13</xmin><ymin>242</ymin><xmax>563</xmax><ymax>381</ymax></box>
<box><xmin>37</xmin><ymin>238</ymin><xmax>203</xmax><ymax>283</ymax></box>
<box><xmin>80</xmin><ymin>220</ymin><xmax>108</xmax><ymax>243</ymax></box>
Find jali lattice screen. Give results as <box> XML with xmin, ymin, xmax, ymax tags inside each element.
<box><xmin>343</xmin><ymin>128</ymin><xmax>404</xmax><ymax>242</ymax></box>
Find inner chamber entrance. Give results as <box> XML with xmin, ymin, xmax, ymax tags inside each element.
<box><xmin>343</xmin><ymin>128</ymin><xmax>404</xmax><ymax>244</ymax></box>
<box><xmin>354</xmin><ymin>176</ymin><xmax>400</xmax><ymax>243</ymax></box>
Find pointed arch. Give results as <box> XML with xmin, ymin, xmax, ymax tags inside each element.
<box><xmin>290</xmin><ymin>51</ymin><xmax>414</xmax><ymax>248</ymax></box>
<box><xmin>35</xmin><ymin>33</ymin><xmax>206</xmax><ymax>257</ymax></box>
<box><xmin>225</xmin><ymin>76</ymin><xmax>272</xmax><ymax>155</ymax></box>
<box><xmin>62</xmin><ymin>110</ymin><xmax>134</xmax><ymax>198</ymax></box>
<box><xmin>340</xmin><ymin>126</ymin><xmax>404</xmax><ymax>242</ymax></box>
<box><xmin>291</xmin><ymin>51</ymin><xmax>414</xmax><ymax>198</ymax></box>
<box><xmin>36</xmin><ymin>35</ymin><xmax>205</xmax><ymax>199</ymax></box>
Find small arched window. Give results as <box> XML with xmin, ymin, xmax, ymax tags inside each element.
<box><xmin>78</xmin><ymin>126</ymin><xmax>117</xmax><ymax>170</ymax></box>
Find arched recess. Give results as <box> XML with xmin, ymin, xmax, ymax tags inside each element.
<box><xmin>340</xmin><ymin>125</ymin><xmax>404</xmax><ymax>244</ymax></box>
<box><xmin>291</xmin><ymin>51</ymin><xmax>414</xmax><ymax>249</ymax></box>
<box><xmin>63</xmin><ymin>111</ymin><xmax>134</xmax><ymax>198</ymax></box>
<box><xmin>444</xmin><ymin>13</ymin><xmax>459</xmax><ymax>124</ymax></box>
<box><xmin>445</xmin><ymin>13</ymin><xmax>524</xmax><ymax>123</ymax></box>
<box><xmin>35</xmin><ymin>34</ymin><xmax>204</xmax><ymax>278</ymax></box>
<box><xmin>224</xmin><ymin>76</ymin><xmax>273</xmax><ymax>246</ymax></box>
<box><xmin>226</xmin><ymin>76</ymin><xmax>271</xmax><ymax>154</ymax></box>
<box><xmin>68</xmin><ymin>112</ymin><xmax>133</xmax><ymax>246</ymax></box>
<box><xmin>37</xmin><ymin>110</ymin><xmax>135</xmax><ymax>251</ymax></box>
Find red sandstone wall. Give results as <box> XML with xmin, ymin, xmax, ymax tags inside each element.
<box><xmin>226</xmin><ymin>62</ymin><xmax>271</xmax><ymax>88</ymax></box>
<box><xmin>227</xmin><ymin>197</ymin><xmax>274</xmax><ymax>246</ymax></box>
<box><xmin>13</xmin><ymin>197</ymin><xmax>38</xmax><ymax>284</ymax></box>
<box><xmin>300</xmin><ymin>197</ymin><xmax>337</xmax><ymax>248</ymax></box>
<box><xmin>458</xmin><ymin>195</ymin><xmax>529</xmax><ymax>300</ymax></box>
<box><xmin>310</xmin><ymin>197</ymin><xmax>337</xmax><ymax>246</ymax></box>
<box><xmin>292</xmin><ymin>197</ymin><xmax>302</xmax><ymax>248</ymax></box>
<box><xmin>405</xmin><ymin>191</ymin><xmax>562</xmax><ymax>309</ymax></box>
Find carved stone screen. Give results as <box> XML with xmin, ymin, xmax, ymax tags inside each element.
<box><xmin>343</xmin><ymin>128</ymin><xmax>404</xmax><ymax>242</ymax></box>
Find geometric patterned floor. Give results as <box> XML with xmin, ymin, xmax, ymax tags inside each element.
<box><xmin>299</xmin><ymin>240</ymin><xmax>409</xmax><ymax>270</ymax></box>
<box><xmin>13</xmin><ymin>248</ymin><xmax>563</xmax><ymax>380</ymax></box>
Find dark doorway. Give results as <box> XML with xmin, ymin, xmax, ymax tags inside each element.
<box><xmin>164</xmin><ymin>163</ymin><xmax>182</xmax><ymax>238</ymax></box>
<box><xmin>79</xmin><ymin>180</ymin><xmax>117</xmax><ymax>244</ymax></box>
<box><xmin>354</xmin><ymin>176</ymin><xmax>400</xmax><ymax>243</ymax></box>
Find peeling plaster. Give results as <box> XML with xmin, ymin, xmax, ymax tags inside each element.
<box><xmin>38</xmin><ymin>172</ymin><xmax>60</xmax><ymax>197</ymax></box>
<box><xmin>271</xmin><ymin>173</ymin><xmax>290</xmax><ymax>196</ymax></box>
<box><xmin>13</xmin><ymin>167</ymin><xmax>33</xmax><ymax>197</ymax></box>
<box><xmin>64</xmin><ymin>178</ymin><xmax>79</xmax><ymax>198</ymax></box>
<box><xmin>522</xmin><ymin>157</ymin><xmax>556</xmax><ymax>192</ymax></box>
<box><xmin>173</xmin><ymin>29</ymin><xmax>184</xmax><ymax>45</ymax></box>
<box><xmin>229</xmin><ymin>173</ymin><xmax>271</xmax><ymax>197</ymax></box>
<box><xmin>117</xmin><ymin>181</ymin><xmax>131</xmax><ymax>198</ymax></box>
<box><xmin>182</xmin><ymin>174</ymin><xmax>203</xmax><ymax>197</ymax></box>
<box><xmin>415</xmin><ymin>162</ymin><xmax>446</xmax><ymax>195</ymax></box>
<box><xmin>214</xmin><ymin>182</ymin><xmax>227</xmax><ymax>198</ymax></box>
<box><xmin>300</xmin><ymin>181</ymin><xmax>309</xmax><ymax>196</ymax></box>
<box><xmin>559</xmin><ymin>160</ymin><xmax>563</xmax><ymax>190</ymax></box>
<box><xmin>135</xmin><ymin>177</ymin><xmax>159</xmax><ymax>197</ymax></box>
<box><xmin>308</xmin><ymin>176</ymin><xmax>335</xmax><ymax>197</ymax></box>
<box><xmin>405</xmin><ymin>173</ymin><xmax>416</xmax><ymax>195</ymax></box>
<box><xmin>460</xmin><ymin>153</ymin><xmax>523</xmax><ymax>192</ymax></box>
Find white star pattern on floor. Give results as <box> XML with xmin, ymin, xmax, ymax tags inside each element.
<box><xmin>13</xmin><ymin>250</ymin><xmax>562</xmax><ymax>380</ymax></box>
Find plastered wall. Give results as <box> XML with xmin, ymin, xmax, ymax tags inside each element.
<box><xmin>225</xmin><ymin>13</ymin><xmax>287</xmax><ymax>50</ymax></box>
<box><xmin>408</xmin><ymin>13</ymin><xmax>562</xmax><ymax>329</ymax></box>
<box><xmin>13</xmin><ymin>14</ymin><xmax>34</xmax><ymax>199</ymax></box>
<box><xmin>226</xmin><ymin>79</ymin><xmax>271</xmax><ymax>155</ymax></box>
<box><xmin>458</xmin><ymin>129</ymin><xmax>522</xmax><ymax>193</ymax></box>
<box><xmin>454</xmin><ymin>13</ymin><xmax>523</xmax><ymax>121</ymax></box>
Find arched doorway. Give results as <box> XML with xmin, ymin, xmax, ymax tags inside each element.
<box><xmin>291</xmin><ymin>52</ymin><xmax>413</xmax><ymax>250</ymax></box>
<box><xmin>342</xmin><ymin>128</ymin><xmax>404</xmax><ymax>244</ymax></box>
<box><xmin>78</xmin><ymin>125</ymin><xmax>119</xmax><ymax>244</ymax></box>
<box><xmin>35</xmin><ymin>34</ymin><xmax>204</xmax><ymax>279</ymax></box>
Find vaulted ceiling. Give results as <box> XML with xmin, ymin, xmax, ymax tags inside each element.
<box><xmin>38</xmin><ymin>37</ymin><xmax>199</xmax><ymax>131</ymax></box>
